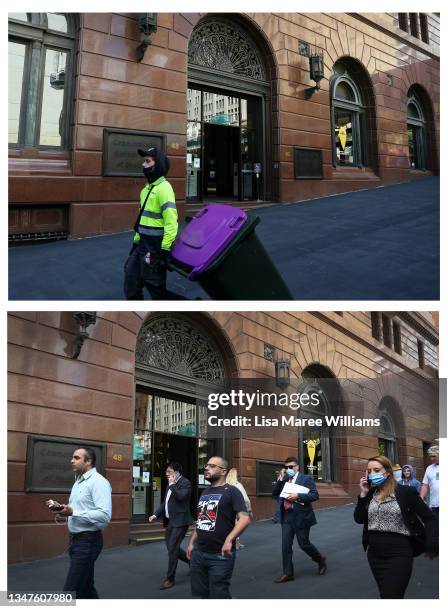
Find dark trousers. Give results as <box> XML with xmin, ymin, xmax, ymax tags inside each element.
<box><xmin>281</xmin><ymin>512</ymin><xmax>322</xmax><ymax>576</ymax></box>
<box><xmin>190</xmin><ymin>548</ymin><xmax>236</xmax><ymax>599</ymax></box>
<box><xmin>124</xmin><ymin>249</ymin><xmax>186</xmax><ymax>300</ymax></box>
<box><xmin>367</xmin><ymin>532</ymin><xmax>414</xmax><ymax>598</ymax></box>
<box><xmin>63</xmin><ymin>531</ymin><xmax>103</xmax><ymax>599</ymax></box>
<box><xmin>165</xmin><ymin>523</ymin><xmax>189</xmax><ymax>581</ymax></box>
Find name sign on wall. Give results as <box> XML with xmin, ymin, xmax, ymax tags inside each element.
<box><xmin>25</xmin><ymin>435</ymin><xmax>105</xmax><ymax>493</ymax></box>
<box><xmin>103</xmin><ymin>129</ymin><xmax>166</xmax><ymax>177</ymax></box>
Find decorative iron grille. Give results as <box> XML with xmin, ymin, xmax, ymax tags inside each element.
<box><xmin>188</xmin><ymin>19</ymin><xmax>266</xmax><ymax>80</ymax></box>
<box><xmin>136</xmin><ymin>315</ymin><xmax>226</xmax><ymax>381</ymax></box>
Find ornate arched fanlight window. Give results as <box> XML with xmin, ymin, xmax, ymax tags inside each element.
<box><xmin>331</xmin><ymin>61</ymin><xmax>367</xmax><ymax>167</ymax></box>
<box><xmin>407</xmin><ymin>90</ymin><xmax>427</xmax><ymax>169</ymax></box>
<box><xmin>136</xmin><ymin>314</ymin><xmax>226</xmax><ymax>381</ymax></box>
<box><xmin>188</xmin><ymin>18</ymin><xmax>266</xmax><ymax>81</ymax></box>
<box><xmin>8</xmin><ymin>12</ymin><xmax>77</xmax><ymax>148</ymax></box>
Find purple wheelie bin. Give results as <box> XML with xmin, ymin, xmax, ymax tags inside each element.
<box><xmin>170</xmin><ymin>204</ymin><xmax>292</xmax><ymax>299</ymax></box>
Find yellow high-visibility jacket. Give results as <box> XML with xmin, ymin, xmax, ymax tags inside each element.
<box><xmin>133</xmin><ymin>176</ymin><xmax>178</xmax><ymax>250</ymax></box>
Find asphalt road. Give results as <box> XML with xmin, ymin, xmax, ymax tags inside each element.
<box><xmin>9</xmin><ymin>177</ymin><xmax>439</xmax><ymax>300</ymax></box>
<box><xmin>8</xmin><ymin>504</ymin><xmax>438</xmax><ymax>599</ymax></box>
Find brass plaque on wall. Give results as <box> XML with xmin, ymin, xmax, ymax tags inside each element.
<box><xmin>103</xmin><ymin>129</ymin><xmax>166</xmax><ymax>177</ymax></box>
<box><xmin>294</xmin><ymin>146</ymin><xmax>323</xmax><ymax>179</ymax></box>
<box><xmin>25</xmin><ymin>435</ymin><xmax>105</xmax><ymax>493</ymax></box>
<box><xmin>256</xmin><ymin>460</ymin><xmax>283</xmax><ymax>496</ymax></box>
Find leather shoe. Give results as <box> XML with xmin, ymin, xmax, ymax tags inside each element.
<box><xmin>274</xmin><ymin>575</ymin><xmax>294</xmax><ymax>583</ymax></box>
<box><xmin>318</xmin><ymin>557</ymin><xmax>327</xmax><ymax>575</ymax></box>
<box><xmin>160</xmin><ymin>579</ymin><xmax>175</xmax><ymax>590</ymax></box>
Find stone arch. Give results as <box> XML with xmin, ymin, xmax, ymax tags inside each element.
<box><xmin>330</xmin><ymin>56</ymin><xmax>379</xmax><ymax>172</ymax></box>
<box><xmin>186</xmin><ymin>13</ymin><xmax>279</xmax><ymax>201</ymax></box>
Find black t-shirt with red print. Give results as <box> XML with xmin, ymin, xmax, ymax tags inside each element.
<box><xmin>196</xmin><ymin>484</ymin><xmax>247</xmax><ymax>553</ymax></box>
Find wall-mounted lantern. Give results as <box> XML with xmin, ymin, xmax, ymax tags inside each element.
<box><xmin>72</xmin><ymin>312</ymin><xmax>97</xmax><ymax>359</ymax></box>
<box><xmin>275</xmin><ymin>357</ymin><xmax>291</xmax><ymax>389</ymax></box>
<box><xmin>136</xmin><ymin>13</ymin><xmax>158</xmax><ymax>62</ymax></box>
<box><xmin>298</xmin><ymin>41</ymin><xmax>325</xmax><ymax>99</ymax></box>
<box><xmin>309</xmin><ymin>53</ymin><xmax>325</xmax><ymax>90</ymax></box>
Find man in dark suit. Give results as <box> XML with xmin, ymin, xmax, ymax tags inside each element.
<box><xmin>272</xmin><ymin>456</ymin><xmax>327</xmax><ymax>583</ymax></box>
<box><xmin>149</xmin><ymin>462</ymin><xmax>192</xmax><ymax>590</ymax></box>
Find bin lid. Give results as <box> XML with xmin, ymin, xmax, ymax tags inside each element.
<box><xmin>171</xmin><ymin>204</ymin><xmax>248</xmax><ymax>278</ymax></box>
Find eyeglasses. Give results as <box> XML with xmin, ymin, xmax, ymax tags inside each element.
<box><xmin>284</xmin><ymin>464</ymin><xmax>297</xmax><ymax>469</ymax></box>
<box><xmin>204</xmin><ymin>463</ymin><xmax>225</xmax><ymax>469</ymax></box>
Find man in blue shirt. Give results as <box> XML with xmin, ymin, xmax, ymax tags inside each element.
<box><xmin>49</xmin><ymin>447</ymin><xmax>112</xmax><ymax>598</ymax></box>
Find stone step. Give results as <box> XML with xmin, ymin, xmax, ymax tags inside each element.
<box><xmin>186</xmin><ymin>200</ymin><xmax>275</xmax><ymax>216</ymax></box>
<box><xmin>129</xmin><ymin>526</ymin><xmax>194</xmax><ymax>546</ymax></box>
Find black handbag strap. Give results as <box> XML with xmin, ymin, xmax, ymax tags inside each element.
<box><xmin>134</xmin><ymin>184</ymin><xmax>155</xmax><ymax>233</ymax></box>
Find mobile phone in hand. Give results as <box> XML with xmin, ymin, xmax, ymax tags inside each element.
<box><xmin>47</xmin><ymin>499</ymin><xmax>64</xmax><ymax>512</ymax></box>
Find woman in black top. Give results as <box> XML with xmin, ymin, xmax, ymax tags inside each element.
<box><xmin>354</xmin><ymin>455</ymin><xmax>438</xmax><ymax>599</ymax></box>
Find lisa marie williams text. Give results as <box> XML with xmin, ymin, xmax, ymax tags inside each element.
<box><xmin>208</xmin><ymin>415</ymin><xmax>381</xmax><ymax>427</ymax></box>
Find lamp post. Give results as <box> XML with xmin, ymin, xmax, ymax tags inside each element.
<box><xmin>136</xmin><ymin>13</ymin><xmax>158</xmax><ymax>62</ymax></box>
<box><xmin>72</xmin><ymin>312</ymin><xmax>97</xmax><ymax>359</ymax></box>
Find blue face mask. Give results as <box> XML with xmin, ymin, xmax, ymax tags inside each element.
<box><xmin>368</xmin><ymin>472</ymin><xmax>387</xmax><ymax>487</ymax></box>
<box><xmin>286</xmin><ymin>468</ymin><xmax>295</xmax><ymax>478</ymax></box>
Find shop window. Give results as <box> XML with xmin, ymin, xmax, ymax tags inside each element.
<box><xmin>8</xmin><ymin>13</ymin><xmax>77</xmax><ymax>149</ymax></box>
<box><xmin>331</xmin><ymin>62</ymin><xmax>366</xmax><ymax>167</ymax></box>
<box><xmin>407</xmin><ymin>91</ymin><xmax>427</xmax><ymax>170</ymax></box>
<box><xmin>297</xmin><ymin>379</ymin><xmax>336</xmax><ymax>482</ymax></box>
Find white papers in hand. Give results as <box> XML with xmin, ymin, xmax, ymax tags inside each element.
<box><xmin>280</xmin><ymin>482</ymin><xmax>310</xmax><ymax>498</ymax></box>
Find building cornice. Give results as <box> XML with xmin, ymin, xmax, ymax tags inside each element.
<box><xmin>313</xmin><ymin>312</ymin><xmax>438</xmax><ymax>382</ymax></box>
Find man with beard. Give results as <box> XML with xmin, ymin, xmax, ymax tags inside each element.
<box><xmin>124</xmin><ymin>146</ymin><xmax>185</xmax><ymax>300</ymax></box>
<box><xmin>187</xmin><ymin>457</ymin><xmax>250</xmax><ymax>598</ymax></box>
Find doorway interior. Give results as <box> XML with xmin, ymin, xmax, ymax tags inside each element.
<box><xmin>186</xmin><ymin>87</ymin><xmax>263</xmax><ymax>204</ymax></box>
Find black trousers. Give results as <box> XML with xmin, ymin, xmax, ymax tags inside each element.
<box><xmin>124</xmin><ymin>249</ymin><xmax>186</xmax><ymax>301</ymax></box>
<box><xmin>367</xmin><ymin>532</ymin><xmax>414</xmax><ymax>598</ymax></box>
<box><xmin>281</xmin><ymin>512</ymin><xmax>322</xmax><ymax>576</ymax></box>
<box><xmin>63</xmin><ymin>531</ymin><xmax>103</xmax><ymax>599</ymax></box>
<box><xmin>165</xmin><ymin>522</ymin><xmax>189</xmax><ymax>581</ymax></box>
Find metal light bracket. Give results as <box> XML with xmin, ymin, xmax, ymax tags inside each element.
<box><xmin>136</xmin><ymin>13</ymin><xmax>158</xmax><ymax>62</ymax></box>
<box><xmin>72</xmin><ymin>312</ymin><xmax>97</xmax><ymax>359</ymax></box>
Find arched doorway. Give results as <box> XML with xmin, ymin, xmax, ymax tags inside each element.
<box><xmin>186</xmin><ymin>15</ymin><xmax>275</xmax><ymax>205</ymax></box>
<box><xmin>132</xmin><ymin>313</ymin><xmax>235</xmax><ymax>521</ymax></box>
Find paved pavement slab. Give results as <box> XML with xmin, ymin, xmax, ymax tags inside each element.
<box><xmin>8</xmin><ymin>504</ymin><xmax>438</xmax><ymax>599</ymax></box>
<box><xmin>9</xmin><ymin>177</ymin><xmax>439</xmax><ymax>300</ymax></box>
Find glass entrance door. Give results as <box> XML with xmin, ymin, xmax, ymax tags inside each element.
<box><xmin>153</xmin><ymin>432</ymin><xmax>198</xmax><ymax>516</ymax></box>
<box><xmin>187</xmin><ymin>87</ymin><xmax>264</xmax><ymax>203</ymax></box>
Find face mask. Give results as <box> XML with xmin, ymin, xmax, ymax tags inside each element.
<box><xmin>368</xmin><ymin>473</ymin><xmax>387</xmax><ymax>487</ymax></box>
<box><xmin>286</xmin><ymin>468</ymin><xmax>295</xmax><ymax>478</ymax></box>
<box><xmin>143</xmin><ymin>166</ymin><xmax>154</xmax><ymax>179</ymax></box>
